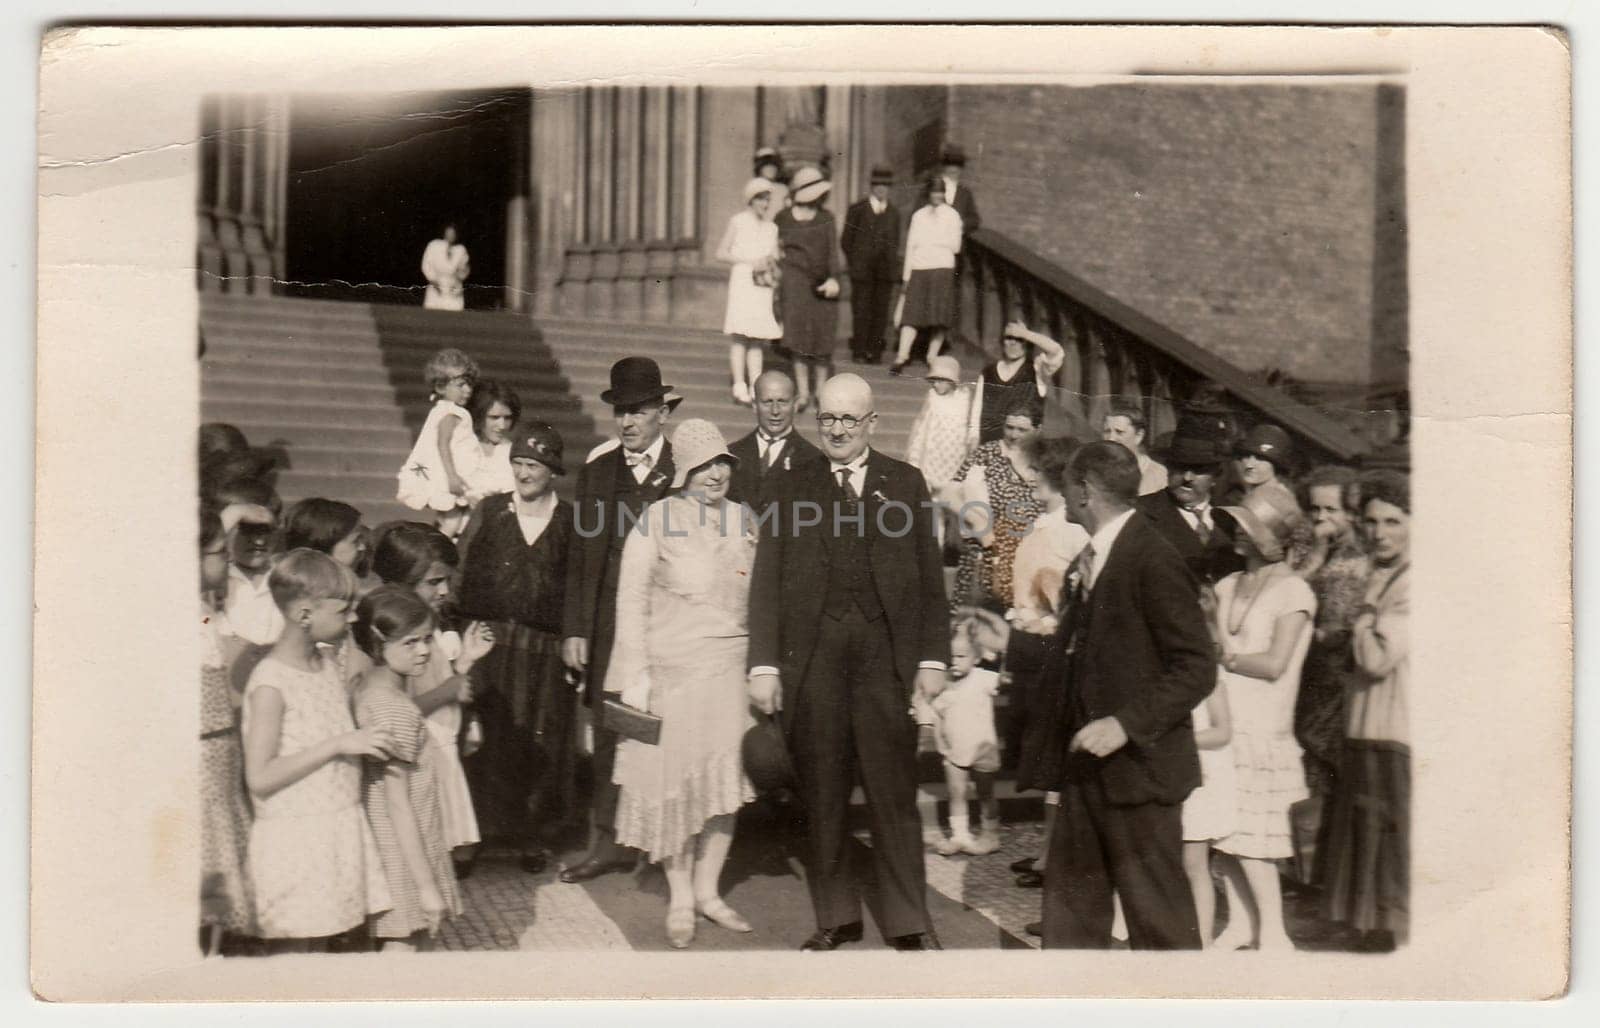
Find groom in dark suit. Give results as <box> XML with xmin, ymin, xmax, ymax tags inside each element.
<box><xmin>727</xmin><ymin>369</ymin><xmax>823</xmax><ymax>510</ymax></box>
<box><xmin>1038</xmin><ymin>441</ymin><xmax>1215</xmax><ymax>949</ymax></box>
<box><xmin>559</xmin><ymin>356</ymin><xmax>679</xmax><ymax>883</ymax></box>
<box><xmin>747</xmin><ymin>373</ymin><xmax>950</xmax><ymax>950</ymax></box>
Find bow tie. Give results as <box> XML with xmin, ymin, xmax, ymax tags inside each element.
<box><xmin>624</xmin><ymin>451</ymin><xmax>654</xmax><ymax>469</ymax></box>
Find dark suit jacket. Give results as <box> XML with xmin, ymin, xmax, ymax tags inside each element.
<box><xmin>840</xmin><ymin>198</ymin><xmax>902</xmax><ymax>281</ymax></box>
<box><xmin>747</xmin><ymin>448</ymin><xmax>950</xmax><ymax>703</ymax></box>
<box><xmin>727</xmin><ymin>429</ymin><xmax>823</xmax><ymax>510</ymax></box>
<box><xmin>1037</xmin><ymin>514</ymin><xmax>1214</xmax><ymax>806</ymax></box>
<box><xmin>561</xmin><ymin>441</ymin><xmax>676</xmax><ymax>703</ymax></box>
<box><xmin>1137</xmin><ymin>490</ymin><xmax>1245</xmax><ymax>587</ymax></box>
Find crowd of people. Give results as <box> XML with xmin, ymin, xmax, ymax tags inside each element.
<box><xmin>196</xmin><ymin>147</ymin><xmax>1410</xmax><ymax>959</ymax></box>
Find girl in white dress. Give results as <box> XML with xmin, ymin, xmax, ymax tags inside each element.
<box><xmin>715</xmin><ymin>178</ymin><xmax>782</xmax><ymax>404</ymax></box>
<box><xmin>466</xmin><ymin>380</ymin><xmax>520</xmax><ymax>500</ymax></box>
<box><xmin>904</xmin><ymin>355</ymin><xmax>978</xmax><ymax>544</ymax></box>
<box><xmin>421</xmin><ymin>223</ymin><xmax>470</xmax><ymax>310</ymax></box>
<box><xmin>1209</xmin><ymin>488</ymin><xmax>1316</xmax><ymax>951</ymax></box>
<box><xmin>1181</xmin><ymin>683</ymin><xmax>1236</xmax><ymax>949</ymax></box>
<box><xmin>397</xmin><ymin>348</ymin><xmax>482</xmax><ymax>540</ymax></box>
<box><xmin>370</xmin><ymin>523</ymin><xmax>497</xmax><ymax>877</ymax></box>
<box><xmin>241</xmin><ymin>550</ymin><xmax>395</xmax><ymax>951</ymax></box>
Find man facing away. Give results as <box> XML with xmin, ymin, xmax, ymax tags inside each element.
<box><xmin>746</xmin><ymin>373</ymin><xmax>950</xmax><ymax>950</ymax></box>
<box><xmin>1038</xmin><ymin>440</ymin><xmax>1215</xmax><ymax>949</ymax></box>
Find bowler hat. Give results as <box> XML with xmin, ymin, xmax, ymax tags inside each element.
<box><xmin>742</xmin><ymin>712</ymin><xmax>797</xmax><ymax>800</ymax></box>
<box><xmin>869</xmin><ymin>163</ymin><xmax>895</xmax><ymax>185</ymax></box>
<box><xmin>1233</xmin><ymin>423</ymin><xmax>1295</xmax><ymax>473</ymax></box>
<box><xmin>508</xmin><ymin>420</ymin><xmax>565</xmax><ymax>475</ymax></box>
<box><xmin>939</xmin><ymin>143</ymin><xmax>968</xmax><ymax>167</ymax></box>
<box><xmin>789</xmin><ymin>165</ymin><xmax>832</xmax><ymax>205</ymax></box>
<box><xmin>600</xmin><ymin>356</ymin><xmax>676</xmax><ymax>408</ymax></box>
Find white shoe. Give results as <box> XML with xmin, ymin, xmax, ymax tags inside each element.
<box><xmin>935</xmin><ymin>832</ymin><xmax>977</xmax><ymax>856</ymax></box>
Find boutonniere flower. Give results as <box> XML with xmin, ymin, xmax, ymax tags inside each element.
<box><xmin>870</xmin><ymin>488</ymin><xmax>889</xmax><ymax>504</ymax></box>
<box><xmin>783</xmin><ymin>453</ymin><xmax>791</xmax><ymax>472</ymax></box>
<box><xmin>650</xmin><ymin>472</ymin><xmax>669</xmax><ymax>489</ymax></box>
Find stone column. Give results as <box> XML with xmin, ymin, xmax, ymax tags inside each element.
<box><xmin>613</xmin><ymin>87</ymin><xmax>645</xmax><ymax>319</ymax></box>
<box><xmin>529</xmin><ymin>87</ymin><xmax>580</xmax><ymax>316</ymax></box>
<box><xmin>641</xmin><ymin>87</ymin><xmax>675</xmax><ymax>321</ymax></box>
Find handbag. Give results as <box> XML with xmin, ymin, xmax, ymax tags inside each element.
<box><xmin>602</xmin><ymin>697</ymin><xmax>662</xmax><ymax>746</ymax></box>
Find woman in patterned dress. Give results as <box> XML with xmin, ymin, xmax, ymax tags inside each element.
<box><xmin>953</xmin><ymin>398</ymin><xmax>1045</xmax><ymax>613</ymax></box>
<box><xmin>199</xmin><ymin>505</ymin><xmax>255</xmax><ymax>953</ymax></box>
<box><xmin>1208</xmin><ymin>489</ymin><xmax>1317</xmax><ymax>951</ymax></box>
<box><xmin>609</xmin><ymin>420</ymin><xmax>758</xmax><ymax>948</ymax></box>
<box><xmin>352</xmin><ymin>586</ymin><xmax>464</xmax><ymax>951</ymax></box>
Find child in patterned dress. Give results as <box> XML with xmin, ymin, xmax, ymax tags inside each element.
<box><xmin>397</xmin><ymin>348</ymin><xmax>483</xmax><ymax>540</ymax></box>
<box><xmin>351</xmin><ymin>586</ymin><xmax>464</xmax><ymax>952</ymax></box>
<box><xmin>904</xmin><ymin>354</ymin><xmax>977</xmax><ymax>548</ymax></box>
<box><xmin>240</xmin><ymin>550</ymin><xmax>396</xmax><ymax>952</ymax></box>
<box><xmin>370</xmin><ymin>523</ymin><xmax>495</xmax><ymax>876</ymax></box>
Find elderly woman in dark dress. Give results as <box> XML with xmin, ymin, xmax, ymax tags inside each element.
<box><xmin>773</xmin><ymin>165</ymin><xmax>842</xmax><ymax>412</ymax></box>
<box><xmin>456</xmin><ymin>422</ymin><xmax>576</xmax><ymax>874</ymax></box>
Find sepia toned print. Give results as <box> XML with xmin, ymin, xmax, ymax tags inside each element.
<box><xmin>33</xmin><ymin>25</ymin><xmax>1569</xmax><ymax>1001</ymax></box>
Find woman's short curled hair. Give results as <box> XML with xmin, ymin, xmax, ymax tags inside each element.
<box><xmin>353</xmin><ymin>584</ymin><xmax>437</xmax><ymax>661</ymax></box>
<box><xmin>370</xmin><ymin>521</ymin><xmax>459</xmax><ymax>587</ymax></box>
<box><xmin>1298</xmin><ymin>464</ymin><xmax>1362</xmax><ymax>514</ymax></box>
<box><xmin>1358</xmin><ymin>468</ymin><xmax>1410</xmax><ymax>516</ymax></box>
<box><xmin>1023</xmin><ymin>435</ymin><xmax>1080</xmax><ymax>495</ymax></box>
<box><xmin>283</xmin><ymin>498</ymin><xmax>362</xmax><ymax>555</ymax></box>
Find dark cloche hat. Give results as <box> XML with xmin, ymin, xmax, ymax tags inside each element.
<box><xmin>509</xmin><ymin>420</ymin><xmax>565</xmax><ymax>475</ymax></box>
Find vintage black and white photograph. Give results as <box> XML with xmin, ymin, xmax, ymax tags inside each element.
<box><xmin>33</xmin><ymin>24</ymin><xmax>1570</xmax><ymax>1002</ymax></box>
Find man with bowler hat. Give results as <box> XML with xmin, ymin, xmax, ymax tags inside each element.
<box><xmin>931</xmin><ymin>144</ymin><xmax>980</xmax><ymax>237</ymax></box>
<box><xmin>1138</xmin><ymin>415</ymin><xmax>1246</xmax><ymax>587</ymax></box>
<box><xmin>747</xmin><ymin>373</ymin><xmax>950</xmax><ymax>951</ymax></box>
<box><xmin>559</xmin><ymin>357</ymin><xmax>680</xmax><ymax>883</ymax></box>
<box><xmin>841</xmin><ymin>164</ymin><xmax>902</xmax><ymax>364</ymax></box>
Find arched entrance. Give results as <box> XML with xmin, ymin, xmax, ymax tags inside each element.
<box><xmin>282</xmin><ymin>88</ymin><xmax>528</xmax><ymax>308</ymax></box>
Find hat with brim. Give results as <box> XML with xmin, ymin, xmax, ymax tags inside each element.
<box><xmin>753</xmin><ymin>146</ymin><xmax>782</xmax><ymax>172</ymax></box>
<box><xmin>925</xmin><ymin>354</ymin><xmax>962</xmax><ymax>383</ymax></box>
<box><xmin>940</xmin><ymin>143</ymin><xmax>968</xmax><ymax>167</ymax></box>
<box><xmin>508</xmin><ymin>420</ymin><xmax>566</xmax><ymax>475</ymax></box>
<box><xmin>600</xmin><ymin>356</ymin><xmax>676</xmax><ymax>408</ymax></box>
<box><xmin>669</xmin><ymin>418</ymin><xmax>739</xmax><ymax>489</ymax></box>
<box><xmin>1162</xmin><ymin>415</ymin><xmax>1229</xmax><ymax>469</ymax></box>
<box><xmin>869</xmin><ymin>163</ymin><xmax>894</xmax><ymax>185</ymax></box>
<box><xmin>789</xmin><ymin>165</ymin><xmax>832</xmax><ymax>205</ymax></box>
<box><xmin>1214</xmin><ymin>488</ymin><xmax>1299</xmax><ymax>563</ymax></box>
<box><xmin>742</xmin><ymin>712</ymin><xmax>798</xmax><ymax>799</ymax></box>
<box><xmin>742</xmin><ymin>177</ymin><xmax>775</xmax><ymax>204</ymax></box>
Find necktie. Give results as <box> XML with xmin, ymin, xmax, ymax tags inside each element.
<box><xmin>1189</xmin><ymin>507</ymin><xmax>1211</xmax><ymax>545</ymax></box>
<box><xmin>1074</xmin><ymin>543</ymin><xmax>1096</xmax><ymax>599</ymax></box>
<box><xmin>761</xmin><ymin>434</ymin><xmax>783</xmax><ymax>471</ymax></box>
<box><xmin>624</xmin><ymin>451</ymin><xmax>653</xmax><ymax>469</ymax></box>
<box><xmin>835</xmin><ymin>467</ymin><xmax>859</xmax><ymax>501</ymax></box>
<box><xmin>1062</xmin><ymin>543</ymin><xmax>1095</xmax><ymax>656</ymax></box>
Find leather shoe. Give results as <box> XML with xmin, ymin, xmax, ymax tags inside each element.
<box><xmin>1009</xmin><ymin>856</ymin><xmax>1039</xmax><ymax>874</ymax></box>
<box><xmin>558</xmin><ymin>854</ymin><xmax>635</xmax><ymax>884</ymax></box>
<box><xmin>1025</xmin><ymin>921</ymin><xmax>1041</xmax><ymax>937</ymax></box>
<box><xmin>519</xmin><ymin>850</ymin><xmax>551</xmax><ymax>875</ymax></box>
<box><xmin>1014</xmin><ymin>870</ymin><xmax>1044</xmax><ymax>889</ymax></box>
<box><xmin>799</xmin><ymin>922</ymin><xmax>864</xmax><ymax>951</ymax></box>
<box><xmin>889</xmin><ymin>933</ymin><xmax>926</xmax><ymax>951</ymax></box>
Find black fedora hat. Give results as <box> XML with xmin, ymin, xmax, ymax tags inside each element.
<box><xmin>1163</xmin><ymin>415</ymin><xmax>1229</xmax><ymax>469</ymax></box>
<box><xmin>741</xmin><ymin>712</ymin><xmax>797</xmax><ymax>800</ymax></box>
<box><xmin>869</xmin><ymin>163</ymin><xmax>895</xmax><ymax>185</ymax></box>
<box><xmin>599</xmin><ymin>356</ymin><xmax>676</xmax><ymax>408</ymax></box>
<box><xmin>939</xmin><ymin>143</ymin><xmax>968</xmax><ymax>167</ymax></box>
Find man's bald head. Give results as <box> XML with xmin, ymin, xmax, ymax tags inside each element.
<box><xmin>815</xmin><ymin>373</ymin><xmax>876</xmax><ymax>463</ymax></box>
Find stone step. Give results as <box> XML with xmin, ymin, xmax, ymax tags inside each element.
<box><xmin>203</xmin><ymin>353</ymin><xmax>396</xmax><ymax>383</ymax></box>
<box><xmin>203</xmin><ymin>399</ymin><xmax>409</xmax><ymax>429</ymax></box>
<box><xmin>217</xmin><ymin>420</ymin><xmax>415</xmax><ymax>451</ymax></box>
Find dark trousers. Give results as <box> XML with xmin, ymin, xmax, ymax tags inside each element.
<box><xmin>788</xmin><ymin>607</ymin><xmax>927</xmax><ymax>940</ymax></box>
<box><xmin>1041</xmin><ymin>776</ymin><xmax>1201</xmax><ymax>950</ymax></box>
<box><xmin>849</xmin><ymin>276</ymin><xmax>895</xmax><ymax>359</ymax></box>
<box><xmin>589</xmin><ymin>715</ymin><xmax>623</xmax><ymax>836</ymax></box>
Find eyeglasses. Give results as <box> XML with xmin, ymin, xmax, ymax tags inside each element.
<box><xmin>816</xmin><ymin>412</ymin><xmax>874</xmax><ymax>431</ymax></box>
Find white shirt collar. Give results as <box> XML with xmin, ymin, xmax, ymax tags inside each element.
<box><xmin>942</xmin><ymin>175</ymin><xmax>959</xmax><ymax>200</ymax></box>
<box><xmin>829</xmin><ymin>449</ymin><xmax>870</xmax><ymax>475</ymax></box>
<box><xmin>624</xmin><ymin>433</ymin><xmax>667</xmax><ymax>477</ymax></box>
<box><xmin>869</xmin><ymin>197</ymin><xmax>886</xmax><ymax>214</ymax></box>
<box><xmin>1085</xmin><ymin>508</ymin><xmax>1138</xmax><ymax>588</ymax></box>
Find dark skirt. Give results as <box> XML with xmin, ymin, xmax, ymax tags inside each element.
<box><xmin>463</xmin><ymin>623</ymin><xmax>579</xmax><ymax>843</ymax></box>
<box><xmin>777</xmin><ymin>271</ymin><xmax>838</xmax><ymax>359</ymax></box>
<box><xmin>1320</xmin><ymin>739</ymin><xmax>1410</xmax><ymax>939</ymax></box>
<box><xmin>1008</xmin><ymin>630</ymin><xmax>1060</xmax><ymax>793</ymax></box>
<box><xmin>902</xmin><ymin>267</ymin><xmax>956</xmax><ymax>329</ymax></box>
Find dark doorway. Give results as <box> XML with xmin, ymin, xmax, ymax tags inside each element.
<box><xmin>283</xmin><ymin>88</ymin><xmax>528</xmax><ymax>308</ymax></box>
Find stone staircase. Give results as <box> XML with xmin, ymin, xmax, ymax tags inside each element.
<box><xmin>200</xmin><ymin>295</ymin><xmax>936</xmax><ymax>523</ymax></box>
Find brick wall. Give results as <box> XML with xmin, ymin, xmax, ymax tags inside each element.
<box><xmin>938</xmin><ymin>82</ymin><xmax>1402</xmax><ymax>386</ymax></box>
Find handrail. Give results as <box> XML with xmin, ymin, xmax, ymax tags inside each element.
<box><xmin>963</xmin><ymin>227</ymin><xmax>1370</xmax><ymax>464</ymax></box>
